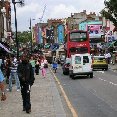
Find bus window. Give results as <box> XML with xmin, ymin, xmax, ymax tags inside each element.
<box><xmin>70</xmin><ymin>32</ymin><xmax>87</xmax><ymax>42</ymax></box>
<box><xmin>70</xmin><ymin>47</ymin><xmax>88</xmax><ymax>53</ymax></box>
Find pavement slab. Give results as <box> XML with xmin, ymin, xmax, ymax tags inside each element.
<box><xmin>0</xmin><ymin>69</ymin><xmax>67</xmax><ymax>117</ymax></box>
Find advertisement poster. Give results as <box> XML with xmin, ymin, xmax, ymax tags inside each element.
<box><xmin>87</xmin><ymin>24</ymin><xmax>104</xmax><ymax>38</ymax></box>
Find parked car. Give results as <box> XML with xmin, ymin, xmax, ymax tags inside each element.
<box><xmin>92</xmin><ymin>56</ymin><xmax>108</xmax><ymax>71</ymax></box>
<box><xmin>62</xmin><ymin>58</ymin><xmax>71</xmax><ymax>75</ymax></box>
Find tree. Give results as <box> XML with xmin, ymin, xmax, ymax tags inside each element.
<box><xmin>17</xmin><ymin>31</ymin><xmax>31</xmax><ymax>43</ymax></box>
<box><xmin>101</xmin><ymin>0</ymin><xmax>117</xmax><ymax>27</ymax></box>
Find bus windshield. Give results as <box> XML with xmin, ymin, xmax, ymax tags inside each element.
<box><xmin>70</xmin><ymin>32</ymin><xmax>87</xmax><ymax>42</ymax></box>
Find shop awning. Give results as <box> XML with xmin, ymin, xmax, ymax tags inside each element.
<box><xmin>0</xmin><ymin>43</ymin><xmax>11</xmax><ymax>53</ymax></box>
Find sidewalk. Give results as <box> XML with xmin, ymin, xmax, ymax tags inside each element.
<box><xmin>109</xmin><ymin>63</ymin><xmax>117</xmax><ymax>71</ymax></box>
<box><xmin>0</xmin><ymin>69</ymin><xmax>68</xmax><ymax>117</ymax></box>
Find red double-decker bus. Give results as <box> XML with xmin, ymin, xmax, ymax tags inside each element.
<box><xmin>65</xmin><ymin>30</ymin><xmax>90</xmax><ymax>58</ymax></box>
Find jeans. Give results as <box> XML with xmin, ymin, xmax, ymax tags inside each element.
<box><xmin>21</xmin><ymin>84</ymin><xmax>31</xmax><ymax>111</ymax></box>
<box><xmin>8</xmin><ymin>71</ymin><xmax>20</xmax><ymax>91</ymax></box>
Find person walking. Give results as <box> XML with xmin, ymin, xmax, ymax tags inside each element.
<box><xmin>17</xmin><ymin>54</ymin><xmax>35</xmax><ymax>114</ymax></box>
<box><xmin>29</xmin><ymin>56</ymin><xmax>36</xmax><ymax>74</ymax></box>
<box><xmin>35</xmin><ymin>58</ymin><xmax>40</xmax><ymax>75</ymax></box>
<box><xmin>7</xmin><ymin>56</ymin><xmax>20</xmax><ymax>92</ymax></box>
<box><xmin>5</xmin><ymin>56</ymin><xmax>11</xmax><ymax>84</ymax></box>
<box><xmin>40</xmin><ymin>56</ymin><xmax>48</xmax><ymax>78</ymax></box>
<box><xmin>0</xmin><ymin>57</ymin><xmax>6</xmax><ymax>101</ymax></box>
<box><xmin>52</xmin><ymin>57</ymin><xmax>58</xmax><ymax>73</ymax></box>
<box><xmin>112</xmin><ymin>52</ymin><xmax>116</xmax><ymax>65</ymax></box>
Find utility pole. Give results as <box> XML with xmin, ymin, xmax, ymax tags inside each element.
<box><xmin>13</xmin><ymin>1</ymin><xmax>19</xmax><ymax>59</ymax></box>
<box><xmin>12</xmin><ymin>0</ymin><xmax>24</xmax><ymax>59</ymax></box>
<box><xmin>29</xmin><ymin>18</ymin><xmax>32</xmax><ymax>54</ymax></box>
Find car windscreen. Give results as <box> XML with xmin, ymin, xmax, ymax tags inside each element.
<box><xmin>94</xmin><ymin>57</ymin><xmax>105</xmax><ymax>60</ymax></box>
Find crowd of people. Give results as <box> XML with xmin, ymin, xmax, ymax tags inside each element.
<box><xmin>0</xmin><ymin>53</ymin><xmax>48</xmax><ymax>114</ymax></box>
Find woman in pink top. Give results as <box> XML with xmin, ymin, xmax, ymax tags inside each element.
<box><xmin>40</xmin><ymin>57</ymin><xmax>48</xmax><ymax>78</ymax></box>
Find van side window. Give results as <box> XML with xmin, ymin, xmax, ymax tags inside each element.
<box><xmin>83</xmin><ymin>56</ymin><xmax>89</xmax><ymax>63</ymax></box>
<box><xmin>75</xmin><ymin>56</ymin><xmax>81</xmax><ymax>64</ymax></box>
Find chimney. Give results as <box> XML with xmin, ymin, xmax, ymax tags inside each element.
<box><xmin>90</xmin><ymin>12</ymin><xmax>92</xmax><ymax>14</ymax></box>
<box><xmin>93</xmin><ymin>12</ymin><xmax>96</xmax><ymax>15</ymax></box>
<box><xmin>83</xmin><ymin>10</ymin><xmax>86</xmax><ymax>13</ymax></box>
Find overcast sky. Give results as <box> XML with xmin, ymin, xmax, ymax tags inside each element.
<box><xmin>11</xmin><ymin>0</ymin><xmax>105</xmax><ymax>31</ymax></box>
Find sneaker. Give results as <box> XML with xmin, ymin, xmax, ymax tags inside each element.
<box><xmin>17</xmin><ymin>89</ymin><xmax>20</xmax><ymax>92</ymax></box>
<box><xmin>6</xmin><ymin>89</ymin><xmax>9</xmax><ymax>91</ymax></box>
<box><xmin>26</xmin><ymin>109</ymin><xmax>31</xmax><ymax>114</ymax></box>
<box><xmin>6</xmin><ymin>89</ymin><xmax>12</xmax><ymax>92</ymax></box>
<box><xmin>23</xmin><ymin>107</ymin><xmax>26</xmax><ymax>111</ymax></box>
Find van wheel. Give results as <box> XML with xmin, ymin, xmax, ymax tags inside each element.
<box><xmin>69</xmin><ymin>74</ymin><xmax>72</xmax><ymax>78</ymax></box>
<box><xmin>90</xmin><ymin>73</ymin><xmax>93</xmax><ymax>78</ymax></box>
<box><xmin>71</xmin><ymin>75</ymin><xmax>75</xmax><ymax>80</ymax></box>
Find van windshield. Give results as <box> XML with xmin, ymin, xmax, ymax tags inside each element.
<box><xmin>75</xmin><ymin>56</ymin><xmax>81</xmax><ymax>64</ymax></box>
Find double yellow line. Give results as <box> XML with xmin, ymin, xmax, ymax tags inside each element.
<box><xmin>50</xmin><ymin>69</ymin><xmax>78</xmax><ymax>117</ymax></box>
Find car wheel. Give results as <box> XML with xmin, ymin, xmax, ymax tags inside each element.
<box><xmin>105</xmin><ymin>68</ymin><xmax>108</xmax><ymax>71</ymax></box>
<box><xmin>90</xmin><ymin>73</ymin><xmax>93</xmax><ymax>78</ymax></box>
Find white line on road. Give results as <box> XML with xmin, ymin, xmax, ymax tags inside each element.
<box><xmin>98</xmin><ymin>78</ymin><xmax>117</xmax><ymax>86</ymax></box>
<box><xmin>96</xmin><ymin>71</ymin><xmax>105</xmax><ymax>73</ymax></box>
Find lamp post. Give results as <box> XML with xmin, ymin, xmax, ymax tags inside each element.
<box><xmin>12</xmin><ymin>0</ymin><xmax>24</xmax><ymax>59</ymax></box>
<box><xmin>29</xmin><ymin>18</ymin><xmax>32</xmax><ymax>54</ymax></box>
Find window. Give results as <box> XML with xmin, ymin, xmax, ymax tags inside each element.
<box><xmin>75</xmin><ymin>56</ymin><xmax>81</xmax><ymax>64</ymax></box>
<box><xmin>70</xmin><ymin>32</ymin><xmax>87</xmax><ymax>42</ymax></box>
<box><xmin>70</xmin><ymin>47</ymin><xmax>88</xmax><ymax>53</ymax></box>
<box><xmin>83</xmin><ymin>56</ymin><xmax>89</xmax><ymax>63</ymax></box>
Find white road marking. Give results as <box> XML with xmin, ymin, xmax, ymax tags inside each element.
<box><xmin>96</xmin><ymin>71</ymin><xmax>105</xmax><ymax>73</ymax></box>
<box><xmin>99</xmin><ymin>78</ymin><xmax>117</xmax><ymax>86</ymax></box>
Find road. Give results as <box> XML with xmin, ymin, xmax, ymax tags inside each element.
<box><xmin>55</xmin><ymin>66</ymin><xmax>117</xmax><ymax>117</ymax></box>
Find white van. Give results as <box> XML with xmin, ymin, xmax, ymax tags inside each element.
<box><xmin>69</xmin><ymin>53</ymin><xmax>93</xmax><ymax>79</ymax></box>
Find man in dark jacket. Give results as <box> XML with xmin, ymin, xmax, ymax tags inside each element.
<box><xmin>17</xmin><ymin>55</ymin><xmax>35</xmax><ymax>114</ymax></box>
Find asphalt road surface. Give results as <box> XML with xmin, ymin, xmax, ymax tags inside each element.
<box><xmin>54</xmin><ymin>66</ymin><xmax>117</xmax><ymax>117</ymax></box>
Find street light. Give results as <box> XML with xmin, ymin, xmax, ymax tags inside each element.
<box><xmin>29</xmin><ymin>18</ymin><xmax>36</xmax><ymax>54</ymax></box>
<box><xmin>12</xmin><ymin>0</ymin><xmax>24</xmax><ymax>59</ymax></box>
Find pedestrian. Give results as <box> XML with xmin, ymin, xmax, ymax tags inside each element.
<box><xmin>104</xmin><ymin>51</ymin><xmax>111</xmax><ymax>64</ymax></box>
<box><xmin>35</xmin><ymin>58</ymin><xmax>40</xmax><ymax>75</ymax></box>
<box><xmin>52</xmin><ymin>57</ymin><xmax>58</xmax><ymax>73</ymax></box>
<box><xmin>0</xmin><ymin>57</ymin><xmax>6</xmax><ymax>101</ymax></box>
<box><xmin>17</xmin><ymin>54</ymin><xmax>35</xmax><ymax>114</ymax></box>
<box><xmin>112</xmin><ymin>52</ymin><xmax>116</xmax><ymax>65</ymax></box>
<box><xmin>5</xmin><ymin>56</ymin><xmax>11</xmax><ymax>84</ymax></box>
<box><xmin>29</xmin><ymin>56</ymin><xmax>36</xmax><ymax>74</ymax></box>
<box><xmin>6</xmin><ymin>56</ymin><xmax>20</xmax><ymax>92</ymax></box>
<box><xmin>40</xmin><ymin>56</ymin><xmax>48</xmax><ymax>78</ymax></box>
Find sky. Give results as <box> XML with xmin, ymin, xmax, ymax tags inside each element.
<box><xmin>11</xmin><ymin>0</ymin><xmax>105</xmax><ymax>31</ymax></box>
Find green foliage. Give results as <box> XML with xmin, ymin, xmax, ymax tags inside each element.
<box><xmin>17</xmin><ymin>31</ymin><xmax>32</xmax><ymax>43</ymax></box>
<box><xmin>101</xmin><ymin>0</ymin><xmax>117</xmax><ymax>27</ymax></box>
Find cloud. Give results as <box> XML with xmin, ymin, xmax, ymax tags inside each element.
<box><xmin>11</xmin><ymin>0</ymin><xmax>105</xmax><ymax>31</ymax></box>
<box><xmin>48</xmin><ymin>4</ymin><xmax>77</xmax><ymax>19</ymax></box>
